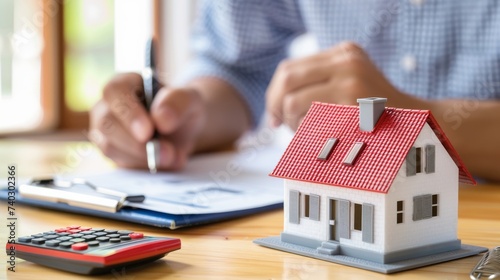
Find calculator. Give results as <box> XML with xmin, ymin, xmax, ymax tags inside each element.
<box><xmin>6</xmin><ymin>225</ymin><xmax>181</xmax><ymax>275</ymax></box>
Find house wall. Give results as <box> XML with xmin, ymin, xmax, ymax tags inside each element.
<box><xmin>384</xmin><ymin>123</ymin><xmax>459</xmax><ymax>253</ymax></box>
<box><xmin>283</xmin><ymin>180</ymin><xmax>386</xmax><ymax>253</ymax></box>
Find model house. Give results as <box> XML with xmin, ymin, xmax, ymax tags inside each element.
<box><xmin>259</xmin><ymin>97</ymin><xmax>483</xmax><ymax>271</ymax></box>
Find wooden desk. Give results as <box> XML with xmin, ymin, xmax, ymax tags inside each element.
<box><xmin>1</xmin><ymin>140</ymin><xmax>500</xmax><ymax>279</ymax></box>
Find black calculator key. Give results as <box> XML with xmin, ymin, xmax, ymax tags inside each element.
<box><xmin>44</xmin><ymin>234</ymin><xmax>59</xmax><ymax>240</ymax></box>
<box><xmin>94</xmin><ymin>232</ymin><xmax>107</xmax><ymax>237</ymax></box>
<box><xmin>91</xmin><ymin>228</ymin><xmax>104</xmax><ymax>232</ymax></box>
<box><xmin>96</xmin><ymin>236</ymin><xmax>110</xmax><ymax>242</ymax></box>
<box><xmin>69</xmin><ymin>234</ymin><xmax>83</xmax><ymax>238</ymax></box>
<box><xmin>104</xmin><ymin>230</ymin><xmax>117</xmax><ymax>234</ymax></box>
<box><xmin>18</xmin><ymin>236</ymin><xmax>32</xmax><ymax>243</ymax></box>
<box><xmin>57</xmin><ymin>232</ymin><xmax>70</xmax><ymax>236</ymax></box>
<box><xmin>87</xmin><ymin>241</ymin><xmax>99</xmax><ymax>247</ymax></box>
<box><xmin>57</xmin><ymin>236</ymin><xmax>72</xmax><ymax>241</ymax></box>
<box><xmin>45</xmin><ymin>240</ymin><xmax>61</xmax><ymax>247</ymax></box>
<box><xmin>117</xmin><ymin>230</ymin><xmax>133</xmax><ymax>235</ymax></box>
<box><xmin>107</xmin><ymin>234</ymin><xmax>120</xmax><ymax>238</ymax></box>
<box><xmin>82</xmin><ymin>235</ymin><xmax>96</xmax><ymax>241</ymax></box>
<box><xmin>32</xmin><ymin>238</ymin><xmax>46</xmax><ymax>245</ymax></box>
<box><xmin>43</xmin><ymin>231</ymin><xmax>57</xmax><ymax>235</ymax></box>
<box><xmin>59</xmin><ymin>241</ymin><xmax>74</xmax><ymax>248</ymax></box>
<box><xmin>120</xmin><ymin>235</ymin><xmax>131</xmax><ymax>241</ymax></box>
<box><xmin>32</xmin><ymin>234</ymin><xmax>44</xmax><ymax>238</ymax></box>
<box><xmin>69</xmin><ymin>238</ymin><xmax>85</xmax><ymax>243</ymax></box>
<box><xmin>80</xmin><ymin>231</ymin><xmax>95</xmax><ymax>235</ymax></box>
<box><xmin>109</xmin><ymin>238</ymin><xmax>121</xmax><ymax>243</ymax></box>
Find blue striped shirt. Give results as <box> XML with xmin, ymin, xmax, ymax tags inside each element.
<box><xmin>178</xmin><ymin>0</ymin><xmax>500</xmax><ymax>124</ymax></box>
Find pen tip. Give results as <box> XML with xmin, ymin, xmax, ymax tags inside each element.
<box><xmin>146</xmin><ymin>140</ymin><xmax>160</xmax><ymax>175</ymax></box>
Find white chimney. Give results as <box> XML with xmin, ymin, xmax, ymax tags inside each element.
<box><xmin>357</xmin><ymin>97</ymin><xmax>387</xmax><ymax>132</ymax></box>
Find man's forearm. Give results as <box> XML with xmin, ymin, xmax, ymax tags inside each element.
<box><xmin>188</xmin><ymin>77</ymin><xmax>252</xmax><ymax>152</ymax></box>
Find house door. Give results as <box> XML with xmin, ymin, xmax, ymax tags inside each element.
<box><xmin>329</xmin><ymin>199</ymin><xmax>338</xmax><ymax>241</ymax></box>
<box><xmin>329</xmin><ymin>198</ymin><xmax>350</xmax><ymax>241</ymax></box>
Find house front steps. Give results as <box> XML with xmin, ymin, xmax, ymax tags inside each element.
<box><xmin>316</xmin><ymin>241</ymin><xmax>340</xmax><ymax>255</ymax></box>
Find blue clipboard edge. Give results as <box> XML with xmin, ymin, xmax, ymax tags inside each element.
<box><xmin>0</xmin><ymin>189</ymin><xmax>283</xmax><ymax>229</ymax></box>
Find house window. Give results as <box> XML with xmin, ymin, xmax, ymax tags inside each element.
<box><xmin>304</xmin><ymin>194</ymin><xmax>310</xmax><ymax>217</ymax></box>
<box><xmin>407</xmin><ymin>145</ymin><xmax>436</xmax><ymax>176</ymax></box>
<box><xmin>413</xmin><ymin>194</ymin><xmax>439</xmax><ymax>221</ymax></box>
<box><xmin>397</xmin><ymin>200</ymin><xmax>404</xmax><ymax>224</ymax></box>
<box><xmin>416</xmin><ymin>147</ymin><xmax>422</xmax><ymax>173</ymax></box>
<box><xmin>304</xmin><ymin>194</ymin><xmax>321</xmax><ymax>221</ymax></box>
<box><xmin>343</xmin><ymin>142</ymin><xmax>365</xmax><ymax>166</ymax></box>
<box><xmin>432</xmin><ymin>194</ymin><xmax>438</xmax><ymax>217</ymax></box>
<box><xmin>317</xmin><ymin>137</ymin><xmax>338</xmax><ymax>161</ymax></box>
<box><xmin>354</xmin><ymin>203</ymin><xmax>362</xmax><ymax>230</ymax></box>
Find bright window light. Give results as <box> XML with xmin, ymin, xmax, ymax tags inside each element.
<box><xmin>0</xmin><ymin>0</ymin><xmax>43</xmax><ymax>133</ymax></box>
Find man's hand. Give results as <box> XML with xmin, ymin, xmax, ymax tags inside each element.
<box><xmin>90</xmin><ymin>73</ymin><xmax>206</xmax><ymax>170</ymax></box>
<box><xmin>266</xmin><ymin>42</ymin><xmax>427</xmax><ymax>130</ymax></box>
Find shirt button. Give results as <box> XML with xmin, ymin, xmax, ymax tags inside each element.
<box><xmin>401</xmin><ymin>55</ymin><xmax>417</xmax><ymax>72</ymax></box>
<box><xmin>410</xmin><ymin>0</ymin><xmax>425</xmax><ymax>6</ymax></box>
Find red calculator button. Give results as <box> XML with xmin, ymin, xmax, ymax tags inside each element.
<box><xmin>55</xmin><ymin>228</ymin><xmax>68</xmax><ymax>233</ymax></box>
<box><xmin>68</xmin><ymin>229</ymin><xmax>81</xmax><ymax>234</ymax></box>
<box><xmin>67</xmin><ymin>225</ymin><xmax>80</xmax><ymax>229</ymax></box>
<box><xmin>129</xmin><ymin>233</ymin><xmax>144</xmax><ymax>239</ymax></box>
<box><xmin>79</xmin><ymin>227</ymin><xmax>92</xmax><ymax>231</ymax></box>
<box><xmin>71</xmin><ymin>243</ymin><xmax>88</xmax><ymax>251</ymax></box>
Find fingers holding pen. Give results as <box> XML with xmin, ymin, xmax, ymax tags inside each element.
<box><xmin>102</xmin><ymin>73</ymin><xmax>154</xmax><ymax>143</ymax></box>
<box><xmin>89</xmin><ymin>100</ymin><xmax>148</xmax><ymax>168</ymax></box>
<box><xmin>150</xmin><ymin>87</ymin><xmax>206</xmax><ymax>170</ymax></box>
<box><xmin>151</xmin><ymin>87</ymin><xmax>204</xmax><ymax>134</ymax></box>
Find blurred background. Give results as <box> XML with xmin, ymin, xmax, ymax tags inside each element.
<box><xmin>0</xmin><ymin>0</ymin><xmax>197</xmax><ymax>137</ymax></box>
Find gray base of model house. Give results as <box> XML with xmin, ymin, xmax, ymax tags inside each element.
<box><xmin>254</xmin><ymin>233</ymin><xmax>488</xmax><ymax>274</ymax></box>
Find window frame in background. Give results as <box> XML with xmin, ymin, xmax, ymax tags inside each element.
<box><xmin>1</xmin><ymin>0</ymin><xmax>198</xmax><ymax>134</ymax></box>
<box><xmin>0</xmin><ymin>0</ymin><xmax>60</xmax><ymax>135</ymax></box>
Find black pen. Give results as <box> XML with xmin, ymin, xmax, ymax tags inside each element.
<box><xmin>142</xmin><ymin>38</ymin><xmax>161</xmax><ymax>173</ymax></box>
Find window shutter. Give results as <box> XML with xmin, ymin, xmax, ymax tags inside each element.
<box><xmin>309</xmin><ymin>194</ymin><xmax>320</xmax><ymax>221</ymax></box>
<box><xmin>425</xmin><ymin>145</ymin><xmax>436</xmax><ymax>173</ymax></box>
<box><xmin>338</xmin><ymin>199</ymin><xmax>351</xmax><ymax>239</ymax></box>
<box><xmin>421</xmin><ymin>194</ymin><xmax>432</xmax><ymax>219</ymax></box>
<box><xmin>406</xmin><ymin>147</ymin><xmax>417</xmax><ymax>176</ymax></box>
<box><xmin>289</xmin><ymin>190</ymin><xmax>300</xmax><ymax>224</ymax></box>
<box><xmin>413</xmin><ymin>195</ymin><xmax>423</xmax><ymax>221</ymax></box>
<box><xmin>413</xmin><ymin>194</ymin><xmax>432</xmax><ymax>221</ymax></box>
<box><xmin>362</xmin><ymin>203</ymin><xmax>374</xmax><ymax>243</ymax></box>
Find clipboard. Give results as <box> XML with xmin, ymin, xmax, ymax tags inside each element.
<box><xmin>0</xmin><ymin>145</ymin><xmax>284</xmax><ymax>229</ymax></box>
<box><xmin>18</xmin><ymin>178</ymin><xmax>145</xmax><ymax>213</ymax></box>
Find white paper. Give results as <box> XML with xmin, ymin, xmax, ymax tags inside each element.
<box><xmin>59</xmin><ymin>145</ymin><xmax>285</xmax><ymax>215</ymax></box>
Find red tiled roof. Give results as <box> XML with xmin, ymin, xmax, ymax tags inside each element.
<box><xmin>270</xmin><ymin>102</ymin><xmax>475</xmax><ymax>193</ymax></box>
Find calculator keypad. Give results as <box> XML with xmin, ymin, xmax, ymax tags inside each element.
<box><xmin>10</xmin><ymin>225</ymin><xmax>181</xmax><ymax>275</ymax></box>
<box><xmin>18</xmin><ymin>225</ymin><xmax>145</xmax><ymax>253</ymax></box>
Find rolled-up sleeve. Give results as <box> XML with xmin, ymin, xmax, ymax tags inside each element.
<box><xmin>176</xmin><ymin>0</ymin><xmax>306</xmax><ymax>125</ymax></box>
